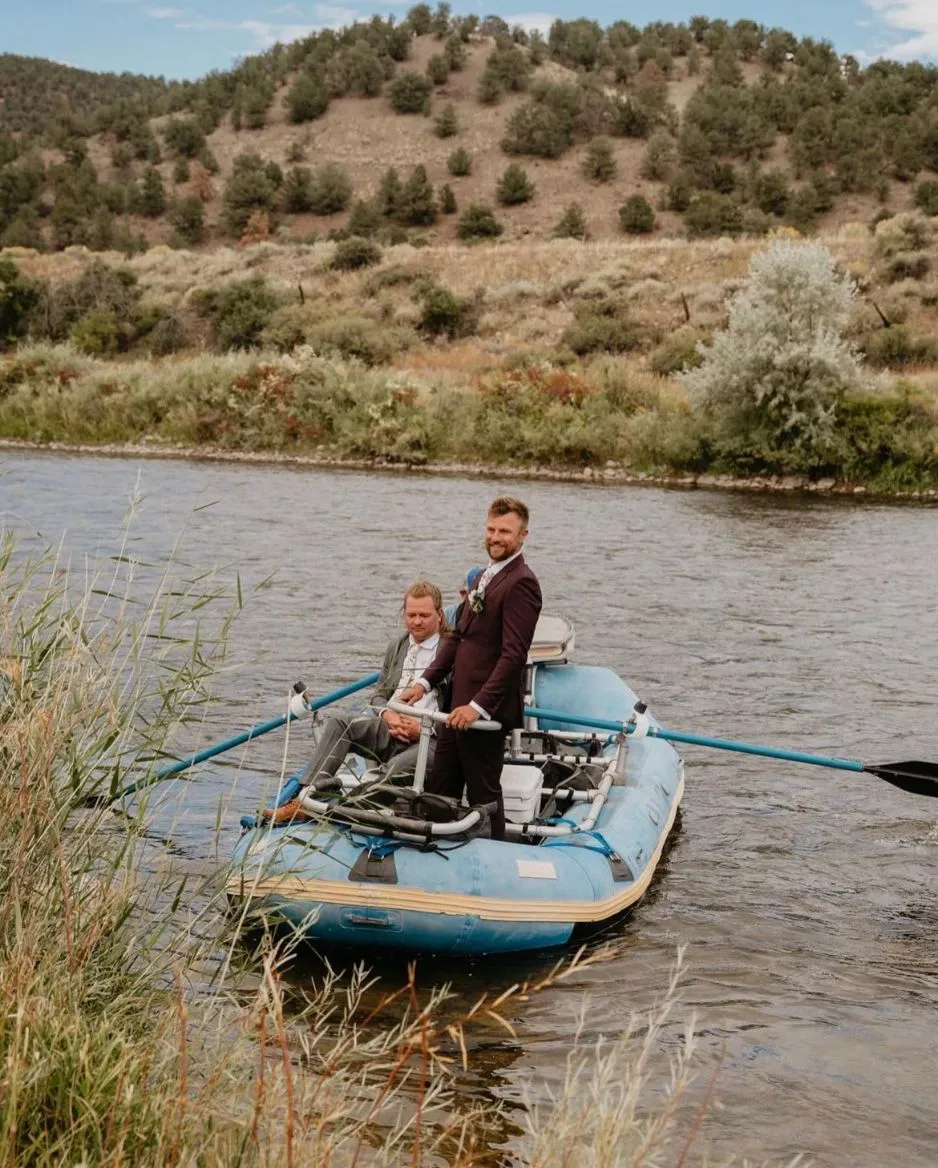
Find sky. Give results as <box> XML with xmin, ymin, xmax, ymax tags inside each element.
<box><xmin>3</xmin><ymin>0</ymin><xmax>937</xmax><ymax>80</ymax></box>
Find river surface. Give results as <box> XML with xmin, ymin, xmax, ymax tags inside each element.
<box><xmin>2</xmin><ymin>449</ymin><xmax>937</xmax><ymax>1167</ymax></box>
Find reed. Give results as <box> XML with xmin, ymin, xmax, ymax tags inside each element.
<box><xmin>0</xmin><ymin>529</ymin><xmax>774</xmax><ymax>1166</ymax></box>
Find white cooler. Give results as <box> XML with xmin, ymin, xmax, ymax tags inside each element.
<box><xmin>499</xmin><ymin>764</ymin><xmax>544</xmax><ymax>824</ymax></box>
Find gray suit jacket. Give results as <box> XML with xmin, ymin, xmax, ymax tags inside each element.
<box><xmin>371</xmin><ymin>632</ymin><xmax>410</xmax><ymax>709</ymax></box>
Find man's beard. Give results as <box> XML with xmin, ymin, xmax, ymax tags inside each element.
<box><xmin>486</xmin><ymin>540</ymin><xmax>514</xmax><ymax>561</ymax></box>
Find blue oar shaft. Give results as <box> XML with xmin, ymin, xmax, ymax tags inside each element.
<box><xmin>524</xmin><ymin>705</ymin><xmax>866</xmax><ymax>775</ymax></box>
<box><xmin>116</xmin><ymin>671</ymin><xmax>381</xmax><ymax>799</ymax></box>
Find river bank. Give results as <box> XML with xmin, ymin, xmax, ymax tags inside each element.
<box><xmin>4</xmin><ymin>436</ymin><xmax>938</xmax><ymax>501</ymax></box>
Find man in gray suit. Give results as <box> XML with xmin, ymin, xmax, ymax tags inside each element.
<box><xmin>265</xmin><ymin>580</ymin><xmax>446</xmax><ymax>822</ymax></box>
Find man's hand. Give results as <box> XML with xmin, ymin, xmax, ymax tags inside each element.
<box><xmin>396</xmin><ymin>684</ymin><xmax>424</xmax><ymax>705</ymax></box>
<box><xmin>381</xmin><ymin>708</ymin><xmax>421</xmax><ymax>743</ymax></box>
<box><xmin>447</xmin><ymin>704</ymin><xmax>481</xmax><ymax>731</ymax></box>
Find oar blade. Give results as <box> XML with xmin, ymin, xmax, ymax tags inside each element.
<box><xmin>866</xmin><ymin>760</ymin><xmax>938</xmax><ymax>799</ymax></box>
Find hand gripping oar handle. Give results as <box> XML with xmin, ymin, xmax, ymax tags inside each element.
<box><xmin>523</xmin><ymin>704</ymin><xmax>938</xmax><ymax>800</ymax></box>
<box><xmin>386</xmin><ymin>700</ymin><xmax>502</xmax><ymax>731</ymax></box>
<box><xmin>91</xmin><ymin>671</ymin><xmax>381</xmax><ymax>806</ymax></box>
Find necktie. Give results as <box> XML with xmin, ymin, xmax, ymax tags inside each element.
<box><xmin>399</xmin><ymin>639</ymin><xmax>421</xmax><ymax>687</ymax></box>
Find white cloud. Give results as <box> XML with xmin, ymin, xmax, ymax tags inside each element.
<box><xmin>500</xmin><ymin>11</ymin><xmax>557</xmax><ymax>35</ymax></box>
<box><xmin>864</xmin><ymin>0</ymin><xmax>938</xmax><ymax>59</ymax></box>
<box><xmin>146</xmin><ymin>6</ymin><xmax>187</xmax><ymax>17</ymax></box>
<box><xmin>146</xmin><ymin>2</ymin><xmax>363</xmax><ymax>45</ymax></box>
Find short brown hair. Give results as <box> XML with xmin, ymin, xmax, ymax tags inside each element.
<box><xmin>488</xmin><ymin>496</ymin><xmax>530</xmax><ymax>526</ymax></box>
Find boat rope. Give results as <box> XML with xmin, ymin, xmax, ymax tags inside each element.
<box><xmin>542</xmin><ymin>828</ymin><xmax>616</xmax><ymax>857</ymax></box>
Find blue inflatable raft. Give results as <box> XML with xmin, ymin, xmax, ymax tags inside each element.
<box><xmin>228</xmin><ymin>619</ymin><xmax>684</xmax><ymax>956</ymax></box>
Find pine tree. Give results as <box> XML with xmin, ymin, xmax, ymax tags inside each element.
<box><xmin>399</xmin><ymin>165</ymin><xmax>437</xmax><ymax>225</ymax></box>
<box><xmin>439</xmin><ymin>184</ymin><xmax>457</xmax><ymax>214</ymax></box>
<box><xmin>378</xmin><ymin>167</ymin><xmax>403</xmax><ymax>218</ymax></box>
<box><xmin>281</xmin><ymin>167</ymin><xmax>314</xmax><ymax>212</ymax></box>
<box><xmin>447</xmin><ymin>148</ymin><xmax>471</xmax><ymax>176</ymax></box>
<box><xmin>582</xmin><ymin>137</ymin><xmax>617</xmax><ymax>183</ymax></box>
<box><xmin>496</xmin><ymin>163</ymin><xmax>535</xmax><ymax>205</ymax></box>
<box><xmin>138</xmin><ymin>165</ymin><xmax>166</xmax><ymax>216</ymax></box>
<box><xmin>552</xmin><ymin>202</ymin><xmax>588</xmax><ymax>239</ymax></box>
<box><xmin>434</xmin><ymin>103</ymin><xmax>458</xmax><ymax>138</ymax></box>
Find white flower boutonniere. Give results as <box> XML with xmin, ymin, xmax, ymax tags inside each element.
<box><xmin>468</xmin><ymin>588</ymin><xmax>484</xmax><ymax>614</ymax></box>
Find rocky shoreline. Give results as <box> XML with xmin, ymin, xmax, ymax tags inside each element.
<box><xmin>3</xmin><ymin>438</ymin><xmax>937</xmax><ymax>501</ymax></box>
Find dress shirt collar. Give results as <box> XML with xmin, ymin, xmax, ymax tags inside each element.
<box><xmin>410</xmin><ymin>631</ymin><xmax>440</xmax><ymax>652</ymax></box>
<box><xmin>484</xmin><ymin>550</ymin><xmax>522</xmax><ymax>577</ymax></box>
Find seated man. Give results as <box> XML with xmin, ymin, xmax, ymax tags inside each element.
<box><xmin>444</xmin><ymin>566</ymin><xmax>483</xmax><ymax>628</ymax></box>
<box><xmin>265</xmin><ymin>580</ymin><xmax>446</xmax><ymax>823</ymax></box>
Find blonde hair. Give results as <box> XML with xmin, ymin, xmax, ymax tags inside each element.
<box><xmin>404</xmin><ymin>580</ymin><xmax>450</xmax><ymax>634</ymax></box>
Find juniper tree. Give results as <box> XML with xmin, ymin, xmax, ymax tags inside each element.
<box><xmin>496</xmin><ymin>163</ymin><xmax>535</xmax><ymax>205</ymax></box>
<box><xmin>434</xmin><ymin>103</ymin><xmax>458</xmax><ymax>138</ymax></box>
<box><xmin>582</xmin><ymin>137</ymin><xmax>616</xmax><ymax>182</ymax></box>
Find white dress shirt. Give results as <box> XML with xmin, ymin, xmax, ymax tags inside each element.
<box><xmin>392</xmin><ymin>632</ymin><xmax>440</xmax><ymax>714</ymax></box>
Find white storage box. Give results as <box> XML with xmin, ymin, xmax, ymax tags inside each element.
<box><xmin>500</xmin><ymin>764</ymin><xmax>544</xmax><ymax>824</ymax></box>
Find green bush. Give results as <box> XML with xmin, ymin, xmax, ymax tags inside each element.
<box><xmin>137</xmin><ymin>166</ymin><xmax>165</xmax><ymax>217</ymax></box>
<box><xmin>0</xmin><ymin>259</ymin><xmax>40</xmax><ymax>350</ymax></box>
<box><xmin>914</xmin><ymin>180</ymin><xmax>938</xmax><ymax>216</ymax></box>
<box><xmin>562</xmin><ymin>302</ymin><xmax>642</xmax><ymax>355</ymax></box>
<box><xmin>288</xmin><ymin>74</ymin><xmax>329</xmax><ymax>123</ymax></box>
<box><xmin>457</xmin><ymin>204</ymin><xmax>503</xmax><ymax>241</ymax></box>
<box><xmin>426</xmin><ymin>55</ymin><xmax>449</xmax><ymax>86</ymax></box>
<box><xmin>281</xmin><ymin>166</ymin><xmax>314</xmax><ymax>212</ymax></box>
<box><xmin>552</xmin><ymin>202</ymin><xmax>588</xmax><ymax>240</ymax></box>
<box><xmin>305</xmin><ymin>315</ymin><xmax>415</xmax><ymax>364</ymax></box>
<box><xmin>173</xmin><ymin>157</ymin><xmax>190</xmax><ymax>184</ymax></box>
<box><xmin>447</xmin><ymin>148</ymin><xmax>471</xmax><ymax>176</ymax></box>
<box><xmin>331</xmin><ymin>236</ymin><xmax>383</xmax><ymax>270</ymax></box>
<box><xmin>641</xmin><ymin>131</ymin><xmax>677</xmax><ymax>181</ymax></box>
<box><xmin>417</xmin><ymin>284</ymin><xmax>481</xmax><ymax>338</ymax></box>
<box><xmin>684</xmin><ymin>193</ymin><xmax>743</xmax><ymax>237</ymax></box>
<box><xmin>434</xmin><ymin>103</ymin><xmax>458</xmax><ymax>138</ymax></box>
<box><xmin>347</xmin><ymin>199</ymin><xmax>383</xmax><ymax>236</ymax></box>
<box><xmin>389</xmin><ymin>71</ymin><xmax>432</xmax><ymax>114</ymax></box>
<box><xmin>859</xmin><ymin>324</ymin><xmax>938</xmax><ymax>369</ymax></box>
<box><xmin>309</xmin><ymin>164</ymin><xmax>353</xmax><ymax>214</ymax></box>
<box><xmin>496</xmin><ymin>163</ymin><xmax>535</xmax><ymax>205</ymax></box>
<box><xmin>223</xmin><ymin>154</ymin><xmax>276</xmax><ymax>235</ymax></box>
<box><xmin>439</xmin><ymin>184</ymin><xmax>457</xmax><ymax>214</ymax></box>
<box><xmin>882</xmin><ymin>253</ymin><xmax>930</xmax><ymax>283</ymax></box>
<box><xmin>501</xmin><ymin>101</ymin><xmax>571</xmax><ymax>158</ymax></box>
<box><xmin>169</xmin><ymin>195</ymin><xmax>205</xmax><ymax>245</ymax></box>
<box><xmin>69</xmin><ymin>308</ymin><xmax>123</xmax><ymax>355</ymax></box>
<box><xmin>752</xmin><ymin>169</ymin><xmax>790</xmax><ymax>215</ymax></box>
<box><xmin>163</xmin><ymin>118</ymin><xmax>206</xmax><ymax>158</ymax></box>
<box><xmin>582</xmin><ymin>137</ymin><xmax>616</xmax><ymax>182</ymax></box>
<box><xmin>397</xmin><ymin>165</ymin><xmax>436</xmax><ymax>226</ymax></box>
<box><xmin>619</xmin><ymin>195</ymin><xmax>656</xmax><ymax>234</ymax></box>
<box><xmin>650</xmin><ymin>326</ymin><xmax>708</xmax><ymax>374</ymax></box>
<box><xmin>194</xmin><ymin>277</ymin><xmax>279</xmax><ymax>350</ymax></box>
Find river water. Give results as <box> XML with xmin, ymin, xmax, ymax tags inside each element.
<box><xmin>2</xmin><ymin>449</ymin><xmax>937</xmax><ymax>1166</ymax></box>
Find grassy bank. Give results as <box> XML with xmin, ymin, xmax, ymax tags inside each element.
<box><xmin>1</xmin><ymin>534</ymin><xmax>722</xmax><ymax>1166</ymax></box>
<box><xmin>4</xmin><ymin>223</ymin><xmax>938</xmax><ymax>491</ymax></box>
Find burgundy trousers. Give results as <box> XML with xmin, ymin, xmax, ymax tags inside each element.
<box><xmin>425</xmin><ymin>725</ymin><xmax>507</xmax><ymax>841</ymax></box>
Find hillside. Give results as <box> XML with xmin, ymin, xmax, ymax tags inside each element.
<box><xmin>2</xmin><ymin>11</ymin><xmax>938</xmax><ymax>251</ymax></box>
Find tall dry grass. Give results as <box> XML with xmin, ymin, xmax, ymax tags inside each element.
<box><xmin>0</xmin><ymin>526</ymin><xmax>729</xmax><ymax>1167</ymax></box>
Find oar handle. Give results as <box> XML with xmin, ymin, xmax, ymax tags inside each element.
<box><xmin>523</xmin><ymin>705</ymin><xmax>866</xmax><ymax>775</ymax></box>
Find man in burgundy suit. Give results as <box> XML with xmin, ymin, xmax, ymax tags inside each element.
<box><xmin>398</xmin><ymin>496</ymin><xmax>542</xmax><ymax>840</ymax></box>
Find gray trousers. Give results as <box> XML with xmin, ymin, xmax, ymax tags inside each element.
<box><xmin>300</xmin><ymin>713</ymin><xmax>434</xmax><ymax>786</ymax></box>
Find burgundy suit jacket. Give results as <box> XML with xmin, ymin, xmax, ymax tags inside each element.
<box><xmin>421</xmin><ymin>555</ymin><xmax>542</xmax><ymax>731</ymax></box>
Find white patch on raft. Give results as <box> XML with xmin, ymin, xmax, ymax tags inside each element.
<box><xmin>516</xmin><ymin>859</ymin><xmax>557</xmax><ymax>880</ymax></box>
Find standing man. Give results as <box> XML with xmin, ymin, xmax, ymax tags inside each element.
<box><xmin>398</xmin><ymin>497</ymin><xmax>542</xmax><ymax>840</ymax></box>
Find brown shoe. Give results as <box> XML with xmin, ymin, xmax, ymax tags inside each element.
<box><xmin>261</xmin><ymin>796</ymin><xmax>311</xmax><ymax>824</ymax></box>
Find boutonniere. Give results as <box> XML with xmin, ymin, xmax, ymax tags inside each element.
<box><xmin>468</xmin><ymin>588</ymin><xmax>485</xmax><ymax>613</ymax></box>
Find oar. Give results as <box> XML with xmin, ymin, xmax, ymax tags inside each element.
<box><xmin>86</xmin><ymin>671</ymin><xmax>380</xmax><ymax>807</ymax></box>
<box><xmin>524</xmin><ymin>704</ymin><xmax>938</xmax><ymax>800</ymax></box>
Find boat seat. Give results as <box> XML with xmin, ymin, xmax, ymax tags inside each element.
<box><xmin>527</xmin><ymin>614</ymin><xmax>575</xmax><ymax>664</ymax></box>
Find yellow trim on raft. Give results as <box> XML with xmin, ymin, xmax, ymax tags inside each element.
<box><xmin>228</xmin><ymin>774</ymin><xmax>683</xmax><ymax>925</ymax></box>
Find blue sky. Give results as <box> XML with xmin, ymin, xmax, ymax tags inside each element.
<box><xmin>4</xmin><ymin>0</ymin><xmax>937</xmax><ymax>79</ymax></box>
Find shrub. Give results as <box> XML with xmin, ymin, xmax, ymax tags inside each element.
<box><xmin>914</xmin><ymin>180</ymin><xmax>938</xmax><ymax>216</ymax></box>
<box><xmin>173</xmin><ymin>157</ymin><xmax>190</xmax><ymax>184</ymax></box>
<box><xmin>288</xmin><ymin>74</ymin><xmax>329</xmax><ymax>123</ymax></box>
<box><xmin>640</xmin><ymin>131</ymin><xmax>676</xmax><ymax>181</ymax></box>
<box><xmin>194</xmin><ymin>276</ymin><xmax>279</xmax><ymax>350</ymax></box>
<box><xmin>434</xmin><ymin>103</ymin><xmax>458</xmax><ymax>138</ymax></box>
<box><xmin>398</xmin><ymin>165</ymin><xmax>436</xmax><ymax>226</ymax></box>
<box><xmin>406</xmin><ymin>2</ymin><xmax>432</xmax><ymax>34</ymax></box>
<box><xmin>476</xmin><ymin>69</ymin><xmax>503</xmax><ymax>105</ymax></box>
<box><xmin>681</xmin><ymin>240</ymin><xmax>864</xmax><ymax>462</ymax></box>
<box><xmin>163</xmin><ymin>118</ymin><xmax>205</xmax><ymax>158</ymax></box>
<box><xmin>874</xmin><ymin>211</ymin><xmax>934</xmax><ymax>256</ymax></box>
<box><xmin>426</xmin><ymin>55</ymin><xmax>449</xmax><ymax>86</ymax></box>
<box><xmin>684</xmin><ymin>193</ymin><xmax>743</xmax><ymax>237</ymax></box>
<box><xmin>169</xmin><ymin>194</ymin><xmax>205</xmax><ymax>245</ymax></box>
<box><xmin>418</xmin><ymin>284</ymin><xmax>481</xmax><ymax>338</ymax></box>
<box><xmin>582</xmin><ymin>137</ymin><xmax>616</xmax><ymax>183</ymax></box>
<box><xmin>304</xmin><ymin>316</ymin><xmax>416</xmax><ymax>364</ymax></box>
<box><xmin>497</xmin><ymin>163</ymin><xmax>535</xmax><ymax>206</ymax></box>
<box><xmin>137</xmin><ymin>166</ymin><xmax>165</xmax><ymax>217</ymax></box>
<box><xmin>347</xmin><ymin>199</ymin><xmax>383</xmax><ymax>236</ymax></box>
<box><xmin>281</xmin><ymin>166</ymin><xmax>314</xmax><ymax>212</ymax></box>
<box><xmin>378</xmin><ymin>167</ymin><xmax>403</xmax><ymax>217</ymax></box>
<box><xmin>457</xmin><ymin>204</ymin><xmax>503</xmax><ymax>241</ymax></box>
<box><xmin>447</xmin><ymin>148</ymin><xmax>471</xmax><ymax>176</ymax></box>
<box><xmin>562</xmin><ymin>301</ymin><xmax>642</xmax><ymax>355</ymax></box>
<box><xmin>331</xmin><ymin>236</ymin><xmax>383</xmax><ymax>270</ymax></box>
<box><xmin>223</xmin><ymin>154</ymin><xmax>275</xmax><ymax>235</ymax></box>
<box><xmin>650</xmin><ymin>326</ymin><xmax>708</xmax><ymax>375</ymax></box>
<box><xmin>309</xmin><ymin>164</ymin><xmax>353</xmax><ymax>214</ymax></box>
<box><xmin>859</xmin><ymin>324</ymin><xmax>938</xmax><ymax>369</ymax></box>
<box><xmin>389</xmin><ymin>71</ymin><xmax>432</xmax><ymax>114</ymax></box>
<box><xmin>882</xmin><ymin>253</ymin><xmax>930</xmax><ymax>283</ymax></box>
<box><xmin>0</xmin><ymin>259</ymin><xmax>40</xmax><ymax>349</ymax></box>
<box><xmin>665</xmin><ymin>169</ymin><xmax>695</xmax><ymax>211</ymax></box>
<box><xmin>69</xmin><ymin>308</ymin><xmax>122</xmax><ymax>355</ymax></box>
<box><xmin>752</xmin><ymin>170</ymin><xmax>790</xmax><ymax>216</ymax></box>
<box><xmin>553</xmin><ymin>202</ymin><xmax>588</xmax><ymax>240</ymax></box>
<box><xmin>501</xmin><ymin>101</ymin><xmax>571</xmax><ymax>158</ymax></box>
<box><xmin>619</xmin><ymin>195</ymin><xmax>656</xmax><ymax>234</ymax></box>
<box><xmin>439</xmin><ymin>184</ymin><xmax>457</xmax><ymax>214</ymax></box>
<box><xmin>444</xmin><ymin>34</ymin><xmax>467</xmax><ymax>70</ymax></box>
